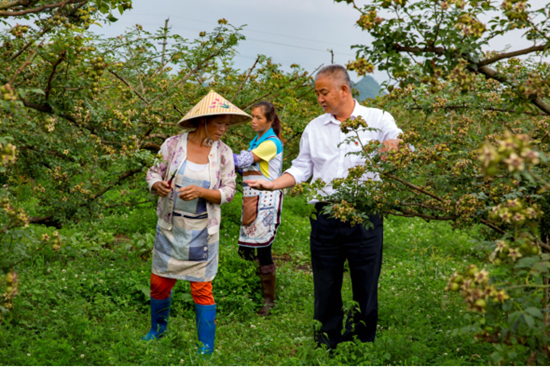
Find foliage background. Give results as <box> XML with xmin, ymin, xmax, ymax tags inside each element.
<box><xmin>1</xmin><ymin>0</ymin><xmax>550</xmax><ymax>365</ymax></box>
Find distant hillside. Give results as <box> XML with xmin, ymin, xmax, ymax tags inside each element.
<box><xmin>353</xmin><ymin>76</ymin><xmax>384</xmax><ymax>101</ymax></box>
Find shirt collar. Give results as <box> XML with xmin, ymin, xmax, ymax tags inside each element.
<box><xmin>249</xmin><ymin>127</ymin><xmax>276</xmax><ymax>150</ymax></box>
<box><xmin>323</xmin><ymin>100</ymin><xmax>359</xmax><ymax>125</ymax></box>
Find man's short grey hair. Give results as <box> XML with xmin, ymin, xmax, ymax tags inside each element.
<box><xmin>316</xmin><ymin>64</ymin><xmax>352</xmax><ymax>90</ymax></box>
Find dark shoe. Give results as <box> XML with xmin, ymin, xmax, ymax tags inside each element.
<box><xmin>258</xmin><ymin>265</ymin><xmax>276</xmax><ymax>316</ymax></box>
<box><xmin>143</xmin><ymin>294</ymin><xmax>172</xmax><ymax>340</ymax></box>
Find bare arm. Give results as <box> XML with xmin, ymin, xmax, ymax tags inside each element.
<box><xmin>252</xmin><ymin>152</ymin><xmax>261</xmax><ymax>163</ymax></box>
<box><xmin>245</xmin><ymin>172</ymin><xmax>296</xmax><ymax>191</ymax></box>
<box><xmin>178</xmin><ymin>186</ymin><xmax>222</xmax><ymax>204</ymax></box>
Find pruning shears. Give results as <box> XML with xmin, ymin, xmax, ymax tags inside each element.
<box><xmin>166</xmin><ymin>169</ymin><xmax>177</xmax><ymax>188</ymax></box>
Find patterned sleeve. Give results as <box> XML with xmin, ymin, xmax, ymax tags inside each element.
<box><xmin>233</xmin><ymin>151</ymin><xmax>255</xmax><ymax>169</ymax></box>
<box><xmin>218</xmin><ymin>145</ymin><xmax>237</xmax><ymax>205</ymax></box>
<box><xmin>145</xmin><ymin>136</ymin><xmax>177</xmax><ymax>194</ymax></box>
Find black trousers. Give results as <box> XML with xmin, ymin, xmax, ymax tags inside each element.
<box><xmin>310</xmin><ymin>203</ymin><xmax>383</xmax><ymax>349</ymax></box>
<box><xmin>238</xmin><ymin>245</ymin><xmax>274</xmax><ymax>266</ymax></box>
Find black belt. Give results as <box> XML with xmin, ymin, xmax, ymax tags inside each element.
<box><xmin>173</xmin><ymin>212</ymin><xmax>207</xmax><ymax>219</ymax></box>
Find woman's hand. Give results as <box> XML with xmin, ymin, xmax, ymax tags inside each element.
<box><xmin>152</xmin><ymin>181</ymin><xmax>172</xmax><ymax>197</ymax></box>
<box><xmin>178</xmin><ymin>185</ymin><xmax>204</xmax><ymax>201</ymax></box>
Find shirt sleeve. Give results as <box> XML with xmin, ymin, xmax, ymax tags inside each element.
<box><xmin>218</xmin><ymin>145</ymin><xmax>236</xmax><ymax>205</ymax></box>
<box><xmin>284</xmin><ymin>126</ymin><xmax>313</xmax><ymax>184</ymax></box>
<box><xmin>146</xmin><ymin>138</ymin><xmax>172</xmax><ymax>194</ymax></box>
<box><xmin>251</xmin><ymin>140</ymin><xmax>278</xmax><ymax>162</ymax></box>
<box><xmin>379</xmin><ymin>111</ymin><xmax>403</xmax><ymax>142</ymax></box>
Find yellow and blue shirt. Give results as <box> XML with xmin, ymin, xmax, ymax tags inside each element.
<box><xmin>234</xmin><ymin>127</ymin><xmax>283</xmax><ymax>181</ymax></box>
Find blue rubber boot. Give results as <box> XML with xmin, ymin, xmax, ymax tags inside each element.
<box><xmin>143</xmin><ymin>294</ymin><xmax>172</xmax><ymax>340</ymax></box>
<box><xmin>195</xmin><ymin>303</ymin><xmax>216</xmax><ymax>355</ymax></box>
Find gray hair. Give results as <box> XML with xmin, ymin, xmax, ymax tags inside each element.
<box><xmin>316</xmin><ymin>64</ymin><xmax>352</xmax><ymax>90</ymax></box>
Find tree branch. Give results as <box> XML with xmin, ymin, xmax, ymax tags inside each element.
<box><xmin>383</xmin><ymin>208</ymin><xmax>456</xmax><ymax>221</ymax></box>
<box><xmin>476</xmin><ymin>65</ymin><xmax>550</xmax><ymax>115</ymax></box>
<box><xmin>478</xmin><ymin>42</ymin><xmax>550</xmax><ymax>66</ymax></box>
<box><xmin>87</xmin><ymin>167</ymin><xmax>144</xmax><ymax>202</ymax></box>
<box><xmin>230</xmin><ymin>55</ymin><xmax>260</xmax><ymax>103</ymax></box>
<box><xmin>383</xmin><ymin>173</ymin><xmax>445</xmax><ymax>202</ymax></box>
<box><xmin>0</xmin><ymin>0</ymin><xmax>85</xmax><ymax>16</ymax></box>
<box><xmin>408</xmin><ymin>104</ymin><xmax>548</xmax><ymax>116</ymax></box>
<box><xmin>8</xmin><ymin>40</ymin><xmax>43</xmax><ymax>85</ymax></box>
<box><xmin>0</xmin><ymin>0</ymin><xmax>29</xmax><ymax>11</ymax></box>
<box><xmin>392</xmin><ymin>44</ymin><xmax>550</xmax><ymax>117</ymax></box>
<box><xmin>44</xmin><ymin>51</ymin><xmax>66</xmax><ymax>100</ymax></box>
<box><xmin>149</xmin><ymin>47</ymin><xmax>226</xmax><ymax>105</ymax></box>
<box><xmin>108</xmin><ymin>70</ymin><xmax>149</xmax><ymax>104</ymax></box>
<box><xmin>173</xmin><ymin>103</ymin><xmax>184</xmax><ymax>116</ymax></box>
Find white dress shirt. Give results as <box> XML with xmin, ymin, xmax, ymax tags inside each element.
<box><xmin>285</xmin><ymin>101</ymin><xmax>402</xmax><ymax>199</ymax></box>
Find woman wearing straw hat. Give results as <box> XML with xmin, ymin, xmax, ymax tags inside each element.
<box><xmin>233</xmin><ymin>101</ymin><xmax>284</xmax><ymax>316</ymax></box>
<box><xmin>144</xmin><ymin>90</ymin><xmax>250</xmax><ymax>355</ymax></box>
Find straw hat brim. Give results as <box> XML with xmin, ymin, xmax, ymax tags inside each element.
<box><xmin>177</xmin><ymin>112</ymin><xmax>250</xmax><ymax>129</ymax></box>
<box><xmin>176</xmin><ymin>90</ymin><xmax>252</xmax><ymax>129</ymax></box>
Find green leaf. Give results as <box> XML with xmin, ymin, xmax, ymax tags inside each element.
<box><xmin>524</xmin><ymin>314</ymin><xmax>534</xmax><ymax>329</ymax></box>
<box><xmin>107</xmin><ymin>14</ymin><xmax>119</xmax><ymax>23</ymax></box>
<box><xmin>515</xmin><ymin>256</ymin><xmax>537</xmax><ymax>268</ymax></box>
<box><xmin>524</xmin><ymin>307</ymin><xmax>543</xmax><ymax>319</ymax></box>
<box><xmin>138</xmin><ymin>285</ymin><xmax>150</xmax><ymax>299</ymax></box>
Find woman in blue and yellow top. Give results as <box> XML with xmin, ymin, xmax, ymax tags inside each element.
<box><xmin>233</xmin><ymin>101</ymin><xmax>284</xmax><ymax>316</ymax></box>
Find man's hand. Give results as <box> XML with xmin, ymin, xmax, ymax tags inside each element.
<box><xmin>152</xmin><ymin>181</ymin><xmax>172</xmax><ymax>197</ymax></box>
<box><xmin>379</xmin><ymin>139</ymin><xmax>403</xmax><ymax>161</ymax></box>
<box><xmin>178</xmin><ymin>185</ymin><xmax>203</xmax><ymax>201</ymax></box>
<box><xmin>245</xmin><ymin>179</ymin><xmax>275</xmax><ymax>191</ymax></box>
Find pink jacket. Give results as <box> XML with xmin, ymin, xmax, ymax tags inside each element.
<box><xmin>146</xmin><ymin>132</ymin><xmax>236</xmax><ymax>235</ymax></box>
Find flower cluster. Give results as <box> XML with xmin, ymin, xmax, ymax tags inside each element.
<box><xmin>501</xmin><ymin>0</ymin><xmax>529</xmax><ymax>24</ymax></box>
<box><xmin>522</xmin><ymin>72</ymin><xmax>550</xmax><ymax>98</ymax></box>
<box><xmin>446</xmin><ymin>265</ymin><xmax>509</xmax><ymax>312</ymax></box>
<box><xmin>455</xmin><ymin>14</ymin><xmax>486</xmax><ymax>38</ymax></box>
<box><xmin>330</xmin><ymin>200</ymin><xmax>364</xmax><ymax>227</ymax></box>
<box><xmin>0</xmin><ymin>196</ymin><xmax>29</xmax><ymax>228</ymax></box>
<box><xmin>489</xmin><ymin>232</ymin><xmax>541</xmax><ymax>267</ymax></box>
<box><xmin>447</xmin><ymin>60</ymin><xmax>476</xmax><ymax>91</ymax></box>
<box><xmin>41</xmin><ymin>230</ymin><xmax>62</xmax><ymax>252</ymax></box>
<box><xmin>1</xmin><ymin>270</ymin><xmax>19</xmax><ymax>317</ymax></box>
<box><xmin>455</xmin><ymin>194</ymin><xmax>479</xmax><ymax>219</ymax></box>
<box><xmin>478</xmin><ymin>131</ymin><xmax>541</xmax><ymax>176</ymax></box>
<box><xmin>0</xmin><ymin>141</ymin><xmax>17</xmax><ymax>167</ymax></box>
<box><xmin>380</xmin><ymin>0</ymin><xmax>408</xmax><ymax>8</ymax></box>
<box><xmin>340</xmin><ymin>115</ymin><xmax>368</xmax><ymax>134</ymax></box>
<box><xmin>9</xmin><ymin>24</ymin><xmax>29</xmax><ymax>38</ymax></box>
<box><xmin>86</xmin><ymin>56</ymin><xmax>108</xmax><ymax>95</ymax></box>
<box><xmin>356</xmin><ymin>11</ymin><xmax>384</xmax><ymax>31</ymax></box>
<box><xmin>1</xmin><ymin>83</ymin><xmax>16</xmax><ymax>102</ymax></box>
<box><xmin>488</xmin><ymin>198</ymin><xmax>542</xmax><ymax>227</ymax></box>
<box><xmin>346</xmin><ymin>58</ymin><xmax>374</xmax><ymax>77</ymax></box>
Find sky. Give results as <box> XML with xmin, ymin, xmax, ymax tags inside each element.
<box><xmin>89</xmin><ymin>0</ymin><xmax>382</xmax><ymax>83</ymax></box>
<box><xmin>5</xmin><ymin>0</ymin><xmax>548</xmax><ymax>84</ymax></box>
<box><xmin>87</xmin><ymin>0</ymin><xmax>548</xmax><ymax>85</ymax></box>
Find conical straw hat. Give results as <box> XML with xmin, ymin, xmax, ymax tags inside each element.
<box><xmin>177</xmin><ymin>90</ymin><xmax>251</xmax><ymax>128</ymax></box>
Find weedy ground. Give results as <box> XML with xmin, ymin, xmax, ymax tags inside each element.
<box><xmin>0</xmin><ymin>194</ymin><xmax>493</xmax><ymax>365</ymax></box>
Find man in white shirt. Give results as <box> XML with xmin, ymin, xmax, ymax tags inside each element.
<box><xmin>246</xmin><ymin>65</ymin><xmax>402</xmax><ymax>349</ymax></box>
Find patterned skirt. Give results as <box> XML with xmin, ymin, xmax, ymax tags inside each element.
<box><xmin>238</xmin><ymin>187</ymin><xmax>283</xmax><ymax>248</ymax></box>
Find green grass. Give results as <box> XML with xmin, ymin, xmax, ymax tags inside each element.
<box><xmin>0</xmin><ymin>194</ymin><xmax>494</xmax><ymax>365</ymax></box>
